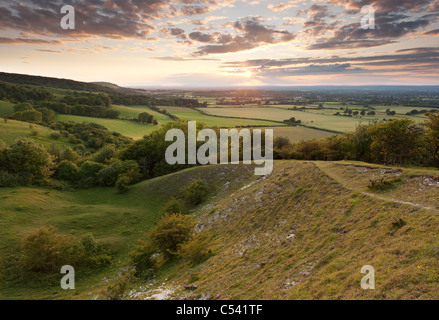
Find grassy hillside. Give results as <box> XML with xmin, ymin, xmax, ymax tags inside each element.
<box><xmin>0</xmin><ymin>164</ymin><xmax>256</xmax><ymax>299</ymax></box>
<box><xmin>1</xmin><ymin>155</ymin><xmax>437</xmax><ymax>300</ymax></box>
<box><xmin>126</xmin><ymin>161</ymin><xmax>439</xmax><ymax>300</ymax></box>
<box><xmin>56</xmin><ymin>114</ymin><xmax>159</xmax><ymax>140</ymax></box>
<box><xmin>0</xmin><ymin>119</ymin><xmax>73</xmax><ymax>148</ymax></box>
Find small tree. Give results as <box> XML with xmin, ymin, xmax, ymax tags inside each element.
<box><xmin>56</xmin><ymin>160</ymin><xmax>79</xmax><ymax>182</ymax></box>
<box><xmin>6</xmin><ymin>138</ymin><xmax>53</xmax><ymax>180</ymax></box>
<box><xmin>138</xmin><ymin>112</ymin><xmax>153</xmax><ymax>124</ymax></box>
<box><xmin>21</xmin><ymin>226</ymin><xmax>78</xmax><ymax>272</ymax></box>
<box><xmin>424</xmin><ymin>112</ymin><xmax>439</xmax><ymax>168</ymax></box>
<box><xmin>149</xmin><ymin>213</ymin><xmax>195</xmax><ymax>258</ymax></box>
<box><xmin>184</xmin><ymin>179</ymin><xmax>209</xmax><ymax>205</ymax></box>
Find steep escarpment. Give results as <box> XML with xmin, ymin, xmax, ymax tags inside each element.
<box><xmin>139</xmin><ymin>161</ymin><xmax>439</xmax><ymax>300</ymax></box>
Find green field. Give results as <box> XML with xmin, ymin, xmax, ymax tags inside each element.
<box><xmin>111</xmin><ymin>105</ymin><xmax>171</xmax><ymax>125</ymax></box>
<box><xmin>0</xmin><ymin>164</ymin><xmax>256</xmax><ymax>299</ymax></box>
<box><xmin>262</xmin><ymin>126</ymin><xmax>333</xmax><ymax>142</ymax></box>
<box><xmin>159</xmin><ymin>106</ymin><xmax>285</xmax><ymax>128</ymax></box>
<box><xmin>199</xmin><ymin>107</ymin><xmax>359</xmax><ymax>132</ymax></box>
<box><xmin>56</xmin><ymin>114</ymin><xmax>159</xmax><ymax>139</ymax></box>
<box><xmin>0</xmin><ymin>119</ymin><xmax>74</xmax><ymax>147</ymax></box>
<box><xmin>199</xmin><ymin>106</ymin><xmax>429</xmax><ymax>133</ymax></box>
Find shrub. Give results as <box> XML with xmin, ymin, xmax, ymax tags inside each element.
<box><xmin>92</xmin><ymin>144</ymin><xmax>116</xmax><ymax>164</ymax></box>
<box><xmin>13</xmin><ymin>102</ymin><xmax>34</xmax><ymax>112</ymax></box>
<box><xmin>21</xmin><ymin>226</ymin><xmax>80</xmax><ymax>273</ymax></box>
<box><xmin>184</xmin><ymin>179</ymin><xmax>209</xmax><ymax>206</ymax></box>
<box><xmin>0</xmin><ymin>171</ymin><xmax>31</xmax><ymax>187</ymax></box>
<box><xmin>56</xmin><ymin>160</ymin><xmax>79</xmax><ymax>182</ymax></box>
<box><xmin>6</xmin><ymin>138</ymin><xmax>53</xmax><ymax>181</ymax></box>
<box><xmin>12</xmin><ymin>110</ymin><xmax>43</xmax><ymax>122</ymax></box>
<box><xmin>78</xmin><ymin>161</ymin><xmax>104</xmax><ymax>183</ymax></box>
<box><xmin>20</xmin><ymin>227</ymin><xmax>110</xmax><ymax>273</ymax></box>
<box><xmin>50</xmin><ymin>132</ymin><xmax>61</xmax><ymax>140</ymax></box>
<box><xmin>367</xmin><ymin>177</ymin><xmax>402</xmax><ymax>191</ymax></box>
<box><xmin>101</xmin><ymin>268</ymin><xmax>135</xmax><ymax>300</ymax></box>
<box><xmin>115</xmin><ymin>175</ymin><xmax>131</xmax><ymax>194</ymax></box>
<box><xmin>61</xmin><ymin>147</ymin><xmax>80</xmax><ymax>162</ymax></box>
<box><xmin>163</xmin><ymin>197</ymin><xmax>182</xmax><ymax>214</ymax></box>
<box><xmin>97</xmin><ymin>160</ymin><xmax>140</xmax><ymax>187</ymax></box>
<box><xmin>129</xmin><ymin>239</ymin><xmax>157</xmax><ymax>278</ymax></box>
<box><xmin>178</xmin><ymin>235</ymin><xmax>213</xmax><ymax>265</ymax></box>
<box><xmin>149</xmin><ymin>213</ymin><xmax>195</xmax><ymax>258</ymax></box>
<box><xmin>391</xmin><ymin>218</ymin><xmax>407</xmax><ymax>231</ymax></box>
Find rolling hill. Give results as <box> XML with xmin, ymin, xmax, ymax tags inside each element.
<box><xmin>1</xmin><ymin>160</ymin><xmax>437</xmax><ymax>299</ymax></box>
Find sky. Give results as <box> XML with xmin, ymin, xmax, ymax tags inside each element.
<box><xmin>0</xmin><ymin>0</ymin><xmax>438</xmax><ymax>87</ymax></box>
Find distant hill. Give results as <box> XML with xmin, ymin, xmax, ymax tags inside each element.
<box><xmin>0</xmin><ymin>72</ymin><xmax>139</xmax><ymax>95</ymax></box>
<box><xmin>91</xmin><ymin>82</ymin><xmax>122</xmax><ymax>90</ymax></box>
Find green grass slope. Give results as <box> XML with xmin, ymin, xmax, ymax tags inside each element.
<box><xmin>1</xmin><ymin>160</ymin><xmax>437</xmax><ymax>300</ymax></box>
<box><xmin>0</xmin><ymin>119</ymin><xmax>73</xmax><ymax>148</ymax></box>
<box><xmin>0</xmin><ymin>164</ymin><xmax>256</xmax><ymax>299</ymax></box>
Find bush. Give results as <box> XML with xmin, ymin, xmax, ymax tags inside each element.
<box><xmin>61</xmin><ymin>147</ymin><xmax>80</xmax><ymax>162</ymax></box>
<box><xmin>50</xmin><ymin>132</ymin><xmax>61</xmax><ymax>140</ymax></box>
<box><xmin>20</xmin><ymin>227</ymin><xmax>110</xmax><ymax>273</ymax></box>
<box><xmin>0</xmin><ymin>171</ymin><xmax>31</xmax><ymax>187</ymax></box>
<box><xmin>184</xmin><ymin>179</ymin><xmax>209</xmax><ymax>205</ymax></box>
<box><xmin>56</xmin><ymin>160</ymin><xmax>79</xmax><ymax>182</ymax></box>
<box><xmin>178</xmin><ymin>235</ymin><xmax>212</xmax><ymax>265</ymax></box>
<box><xmin>367</xmin><ymin>177</ymin><xmax>402</xmax><ymax>191</ymax></box>
<box><xmin>6</xmin><ymin>138</ymin><xmax>53</xmax><ymax>181</ymax></box>
<box><xmin>115</xmin><ymin>175</ymin><xmax>130</xmax><ymax>193</ymax></box>
<box><xmin>97</xmin><ymin>160</ymin><xmax>140</xmax><ymax>187</ymax></box>
<box><xmin>21</xmin><ymin>226</ymin><xmax>80</xmax><ymax>273</ymax></box>
<box><xmin>92</xmin><ymin>144</ymin><xmax>116</xmax><ymax>164</ymax></box>
<box><xmin>163</xmin><ymin>197</ymin><xmax>182</xmax><ymax>214</ymax></box>
<box><xmin>101</xmin><ymin>268</ymin><xmax>135</xmax><ymax>300</ymax></box>
<box><xmin>129</xmin><ymin>239</ymin><xmax>157</xmax><ymax>278</ymax></box>
<box><xmin>78</xmin><ymin>161</ymin><xmax>104</xmax><ymax>184</ymax></box>
<box><xmin>149</xmin><ymin>213</ymin><xmax>195</xmax><ymax>258</ymax></box>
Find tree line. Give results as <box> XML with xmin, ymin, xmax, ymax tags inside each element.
<box><xmin>274</xmin><ymin>114</ymin><xmax>439</xmax><ymax>169</ymax></box>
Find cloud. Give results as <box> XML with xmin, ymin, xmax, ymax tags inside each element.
<box><xmin>0</xmin><ymin>37</ymin><xmax>64</xmax><ymax>45</ymax></box>
<box><xmin>0</xmin><ymin>0</ymin><xmax>232</xmax><ymax>41</ymax></box>
<box><xmin>423</xmin><ymin>28</ymin><xmax>439</xmax><ymax>35</ymax></box>
<box><xmin>223</xmin><ymin>47</ymin><xmax>439</xmax><ymax>77</ymax></box>
<box><xmin>191</xmin><ymin>16</ymin><xmax>295</xmax><ymax>55</ymax></box>
<box><xmin>268</xmin><ymin>3</ymin><xmax>294</xmax><ymax>12</ymax></box>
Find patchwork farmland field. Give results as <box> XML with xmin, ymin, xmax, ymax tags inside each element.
<box><xmin>198</xmin><ymin>107</ymin><xmax>360</xmax><ymax>132</ymax></box>
<box><xmin>159</xmin><ymin>106</ymin><xmax>285</xmax><ymax>127</ymax></box>
<box><xmin>199</xmin><ymin>106</ymin><xmax>430</xmax><ymax>133</ymax></box>
<box><xmin>261</xmin><ymin>126</ymin><xmax>333</xmax><ymax>142</ymax></box>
